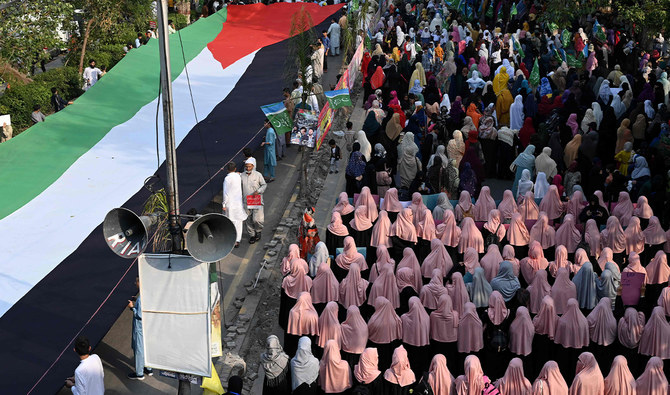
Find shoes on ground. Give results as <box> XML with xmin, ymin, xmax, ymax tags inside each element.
<box><xmin>127</xmin><ymin>373</ymin><xmax>145</xmax><ymax>380</ymax></box>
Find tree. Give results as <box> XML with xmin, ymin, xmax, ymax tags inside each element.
<box><xmin>538</xmin><ymin>0</ymin><xmax>607</xmax><ymax>29</ymax></box>
<box><xmin>539</xmin><ymin>0</ymin><xmax>670</xmax><ymax>49</ymax></box>
<box><xmin>286</xmin><ymin>7</ymin><xmax>318</xmax><ymax>203</ymax></box>
<box><xmin>72</xmin><ymin>0</ymin><xmax>123</xmax><ymax>74</ymax></box>
<box><xmin>68</xmin><ymin>0</ymin><xmax>155</xmax><ymax>73</ymax></box>
<box><xmin>0</xmin><ymin>0</ymin><xmax>74</xmax><ymax>74</ymax></box>
<box><xmin>613</xmin><ymin>0</ymin><xmax>670</xmax><ymax>47</ymax></box>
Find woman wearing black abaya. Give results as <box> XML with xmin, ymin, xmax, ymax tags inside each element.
<box><xmin>481</xmin><ymin>291</ymin><xmax>513</xmax><ymax>380</ymax></box>
<box><xmin>459</xmin><ymin>146</ymin><xmax>485</xmax><ymax>196</ymax></box>
<box><xmin>380</xmin><ymin>114</ymin><xmax>402</xmax><ymax>175</ymax></box>
<box><xmin>479</xmin><ymin>105</ymin><xmax>498</xmax><ymax>178</ymax></box>
<box><xmin>597</xmin><ymin>106</ymin><xmax>618</xmax><ymax>163</ymax></box>
<box><xmin>430</xmin><ymin>294</ymin><xmax>460</xmax><ymax>373</ymax></box>
<box><xmin>423</xmin><ymin>78</ymin><xmax>442</xmax><ymax>105</ymax></box>
<box><xmin>362</xmin><ymin>112</ymin><xmax>381</xmax><ymax>144</ymax></box>
<box><xmin>385</xmin><ymin>63</ymin><xmax>403</xmax><ymax>100</ymax></box>
<box><xmin>449</xmin><ymin>67</ymin><xmax>467</xmax><ymax>101</ymax></box>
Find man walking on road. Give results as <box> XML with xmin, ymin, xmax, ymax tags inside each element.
<box><xmin>327</xmin><ymin>18</ymin><xmax>341</xmax><ymax>56</ymax></box>
<box><xmin>222</xmin><ymin>162</ymin><xmax>247</xmax><ymax>248</ymax></box>
<box><xmin>241</xmin><ymin>157</ymin><xmax>267</xmax><ymax>244</ymax></box>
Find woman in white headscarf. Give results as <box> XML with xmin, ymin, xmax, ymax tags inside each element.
<box><xmin>440</xmin><ymin>94</ymin><xmax>451</xmax><ymax>110</ymax></box>
<box><xmin>591</xmin><ymin>102</ymin><xmax>603</xmax><ymax>129</ymax></box>
<box><xmin>290</xmin><ymin>336</ymin><xmax>319</xmax><ymax>392</ymax></box>
<box><xmin>398</xmin><ymin>131</ymin><xmax>418</xmax><ymax>159</ymax></box>
<box><xmin>466</xmin><ymin>70</ymin><xmax>486</xmax><ymax>93</ymax></box>
<box><xmin>644</xmin><ymin>100</ymin><xmax>656</xmax><ymax>119</ymax></box>
<box><xmin>598</xmin><ymin>79</ymin><xmax>611</xmax><ymax>104</ymax></box>
<box><xmin>534</xmin><ymin>172</ymin><xmax>550</xmax><ymax>200</ymax></box>
<box><xmin>429</xmin><ymin>14</ymin><xmax>442</xmax><ymax>32</ymax></box>
<box><xmin>517</xmin><ymin>169</ymin><xmax>534</xmax><ymax>199</ymax></box>
<box><xmin>427</xmin><ymin>145</ymin><xmax>449</xmax><ymax>169</ymax></box>
<box><xmin>611</xmin><ymin>95</ymin><xmax>626</xmax><ymax>119</ymax></box>
<box><xmin>496</xmin><ymin>59</ymin><xmax>515</xmax><ymax>77</ymax></box>
<box><xmin>396</xmin><ymin>26</ymin><xmax>405</xmax><ymax>47</ymax></box>
<box><xmin>355</xmin><ymin>130</ymin><xmax>372</xmax><ymax>162</ymax></box>
<box><xmin>581</xmin><ymin>109</ymin><xmax>596</xmax><ymax>133</ymax></box>
<box><xmin>509</xmin><ymin>95</ymin><xmax>525</xmax><ymax>130</ymax></box>
<box><xmin>478</xmin><ymin>43</ymin><xmax>488</xmax><ymax>60</ymax></box>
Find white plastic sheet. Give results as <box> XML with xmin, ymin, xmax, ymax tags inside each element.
<box><xmin>139</xmin><ymin>254</ymin><xmax>212</xmax><ymax>377</ymax></box>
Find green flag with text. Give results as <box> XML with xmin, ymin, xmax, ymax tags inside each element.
<box><xmin>260</xmin><ymin>102</ymin><xmax>293</xmax><ymax>135</ymax></box>
<box><xmin>325</xmin><ymin>89</ymin><xmax>353</xmax><ymax>109</ymax></box>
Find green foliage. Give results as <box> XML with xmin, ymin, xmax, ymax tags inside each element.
<box><xmin>169</xmin><ymin>13</ymin><xmax>190</xmax><ymax>30</ymax></box>
<box><xmin>142</xmin><ymin>189</ymin><xmax>171</xmax><ymax>253</ymax></box>
<box><xmin>0</xmin><ymin>0</ymin><xmax>75</xmax><ymax>74</ymax></box>
<box><xmin>539</xmin><ymin>0</ymin><xmax>607</xmax><ymax>29</ymax></box>
<box><xmin>32</xmin><ymin>67</ymin><xmax>84</xmax><ymax>101</ymax></box>
<box><xmin>0</xmin><ymin>66</ymin><xmax>85</xmax><ymax>131</ymax></box>
<box><xmin>73</xmin><ymin>44</ymin><xmax>127</xmax><ymax>71</ymax></box>
<box><xmin>286</xmin><ymin>6</ymin><xmax>317</xmax><ymax>101</ymax></box>
<box><xmin>0</xmin><ymin>83</ymin><xmax>52</xmax><ymax>130</ymax></box>
<box><xmin>540</xmin><ymin>0</ymin><xmax>670</xmax><ymax>45</ymax></box>
<box><xmin>614</xmin><ymin>0</ymin><xmax>670</xmax><ymax>37</ymax></box>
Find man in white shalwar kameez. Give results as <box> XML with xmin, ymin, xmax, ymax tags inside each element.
<box><xmin>222</xmin><ymin>162</ymin><xmax>247</xmax><ymax>247</ymax></box>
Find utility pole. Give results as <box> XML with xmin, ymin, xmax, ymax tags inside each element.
<box><xmin>156</xmin><ymin>0</ymin><xmax>183</xmax><ymax>254</ymax></box>
<box><xmin>156</xmin><ymin>0</ymin><xmax>188</xmax><ymax>393</ymax></box>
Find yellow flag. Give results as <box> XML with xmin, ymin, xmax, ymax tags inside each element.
<box><xmin>201</xmin><ymin>363</ymin><xmax>224</xmax><ymax>395</ymax></box>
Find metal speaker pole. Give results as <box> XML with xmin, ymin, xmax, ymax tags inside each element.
<box><xmin>185</xmin><ymin>213</ymin><xmax>236</xmax><ymax>262</ymax></box>
<box><xmin>103</xmin><ymin>208</ymin><xmax>157</xmax><ymax>259</ymax></box>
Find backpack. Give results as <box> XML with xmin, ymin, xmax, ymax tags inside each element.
<box><xmin>488</xmin><ymin>327</ymin><xmax>509</xmax><ymax>352</ymax></box>
<box><xmin>460</xmin><ymin>203</ymin><xmax>474</xmax><ymax>219</ymax></box>
<box><xmin>484</xmin><ymin>223</ymin><xmax>502</xmax><ymax>249</ymax></box>
<box><xmin>577</xmin><ymin>231</ymin><xmax>591</xmax><ymax>257</ymax></box>
<box><xmin>412</xmin><ymin>372</ymin><xmax>434</xmax><ymax>395</ymax></box>
<box><xmin>483</xmin><ymin>382</ymin><xmax>501</xmax><ymax>395</ymax></box>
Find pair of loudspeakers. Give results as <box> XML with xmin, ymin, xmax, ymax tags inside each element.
<box><xmin>103</xmin><ymin>208</ymin><xmax>236</xmax><ymax>262</ymax></box>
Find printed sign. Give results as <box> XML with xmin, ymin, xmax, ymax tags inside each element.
<box><xmin>246</xmin><ymin>194</ymin><xmax>262</xmax><ymax>209</ymax></box>
<box><xmin>290</xmin><ymin>109</ymin><xmax>318</xmax><ymax>148</ymax></box>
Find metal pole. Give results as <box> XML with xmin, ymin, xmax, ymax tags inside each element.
<box><xmin>156</xmin><ymin>0</ymin><xmax>182</xmax><ymax>253</ymax></box>
<box><xmin>156</xmin><ymin>1</ymin><xmax>188</xmax><ymax>393</ymax></box>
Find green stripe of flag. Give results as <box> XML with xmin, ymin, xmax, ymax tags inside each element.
<box><xmin>0</xmin><ymin>9</ymin><xmax>228</xmax><ymax>220</ymax></box>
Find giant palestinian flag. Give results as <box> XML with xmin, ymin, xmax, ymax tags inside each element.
<box><xmin>0</xmin><ymin>4</ymin><xmax>342</xmax><ymax>393</ymax></box>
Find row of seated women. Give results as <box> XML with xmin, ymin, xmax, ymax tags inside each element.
<box><xmin>266</xmin><ymin>295</ymin><xmax>669</xmax><ymax>394</ymax></box>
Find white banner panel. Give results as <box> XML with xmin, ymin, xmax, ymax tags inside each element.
<box><xmin>139</xmin><ymin>254</ymin><xmax>212</xmax><ymax>377</ymax></box>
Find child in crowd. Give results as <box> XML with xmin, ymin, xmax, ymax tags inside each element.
<box><xmin>329</xmin><ymin>139</ymin><xmax>341</xmax><ymax>174</ymax></box>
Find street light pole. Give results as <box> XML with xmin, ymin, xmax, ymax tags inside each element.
<box><xmin>156</xmin><ymin>0</ymin><xmax>182</xmax><ymax>254</ymax></box>
<box><xmin>156</xmin><ymin>1</ymin><xmax>188</xmax><ymax>394</ymax></box>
